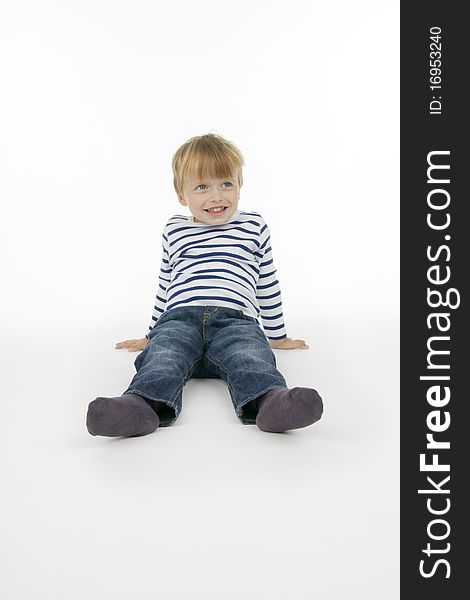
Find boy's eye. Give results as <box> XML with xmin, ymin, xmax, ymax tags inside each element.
<box><xmin>195</xmin><ymin>184</ymin><xmax>207</xmax><ymax>191</ymax></box>
<box><xmin>222</xmin><ymin>181</ymin><xmax>233</xmax><ymax>188</ymax></box>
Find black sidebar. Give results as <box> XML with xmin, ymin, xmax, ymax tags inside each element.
<box><xmin>401</xmin><ymin>2</ymin><xmax>468</xmax><ymax>598</ymax></box>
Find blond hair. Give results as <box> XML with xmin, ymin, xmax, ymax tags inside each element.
<box><xmin>172</xmin><ymin>133</ymin><xmax>244</xmax><ymax>196</ymax></box>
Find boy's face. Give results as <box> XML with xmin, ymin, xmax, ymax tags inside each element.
<box><xmin>177</xmin><ymin>170</ymin><xmax>240</xmax><ymax>225</ymax></box>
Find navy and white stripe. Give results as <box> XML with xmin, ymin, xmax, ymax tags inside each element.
<box><xmin>146</xmin><ymin>209</ymin><xmax>287</xmax><ymax>340</ymax></box>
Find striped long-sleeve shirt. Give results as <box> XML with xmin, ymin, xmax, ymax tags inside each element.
<box><xmin>146</xmin><ymin>209</ymin><xmax>287</xmax><ymax>340</ymax></box>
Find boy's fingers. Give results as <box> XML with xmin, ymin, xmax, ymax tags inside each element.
<box><xmin>116</xmin><ymin>339</ymin><xmax>138</xmax><ymax>348</ymax></box>
<box><xmin>289</xmin><ymin>340</ymin><xmax>308</xmax><ymax>349</ymax></box>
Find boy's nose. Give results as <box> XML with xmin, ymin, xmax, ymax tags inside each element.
<box><xmin>209</xmin><ymin>191</ymin><xmax>223</xmax><ymax>202</ymax></box>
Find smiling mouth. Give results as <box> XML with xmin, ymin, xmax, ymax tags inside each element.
<box><xmin>204</xmin><ymin>206</ymin><xmax>227</xmax><ymax>215</ymax></box>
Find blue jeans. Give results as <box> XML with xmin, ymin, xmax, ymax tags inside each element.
<box><xmin>122</xmin><ymin>306</ymin><xmax>288</xmax><ymax>426</ymax></box>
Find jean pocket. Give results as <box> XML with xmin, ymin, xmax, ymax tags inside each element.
<box><xmin>240</xmin><ymin>312</ymin><xmax>258</xmax><ymax>323</ymax></box>
<box><xmin>152</xmin><ymin>309</ymin><xmax>172</xmax><ymax>330</ymax></box>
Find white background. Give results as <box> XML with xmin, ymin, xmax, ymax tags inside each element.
<box><xmin>1</xmin><ymin>1</ymin><xmax>399</xmax><ymax>599</ymax></box>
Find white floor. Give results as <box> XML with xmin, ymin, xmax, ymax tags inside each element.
<box><xmin>2</xmin><ymin>312</ymin><xmax>399</xmax><ymax>600</ymax></box>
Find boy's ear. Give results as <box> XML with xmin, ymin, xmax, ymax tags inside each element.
<box><xmin>177</xmin><ymin>193</ymin><xmax>187</xmax><ymax>206</ymax></box>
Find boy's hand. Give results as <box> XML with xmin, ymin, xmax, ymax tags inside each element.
<box><xmin>115</xmin><ymin>337</ymin><xmax>149</xmax><ymax>352</ymax></box>
<box><xmin>268</xmin><ymin>337</ymin><xmax>309</xmax><ymax>350</ymax></box>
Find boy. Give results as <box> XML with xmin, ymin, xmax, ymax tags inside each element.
<box><xmin>86</xmin><ymin>133</ymin><xmax>323</xmax><ymax>437</ymax></box>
